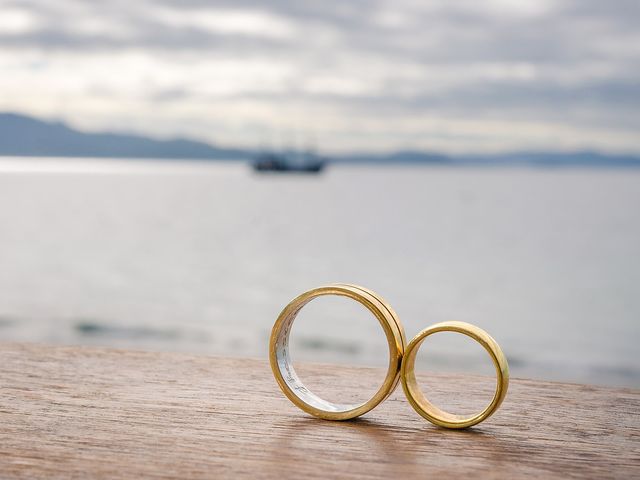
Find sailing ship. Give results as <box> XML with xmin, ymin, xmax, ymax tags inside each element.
<box><xmin>252</xmin><ymin>150</ymin><xmax>326</xmax><ymax>173</ymax></box>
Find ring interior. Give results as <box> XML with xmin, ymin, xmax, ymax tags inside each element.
<box><xmin>406</xmin><ymin>334</ymin><xmax>500</xmax><ymax>424</ymax></box>
<box><xmin>274</xmin><ymin>302</ymin><xmax>364</xmax><ymax>413</ymax></box>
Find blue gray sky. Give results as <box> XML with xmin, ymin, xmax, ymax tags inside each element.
<box><xmin>1</xmin><ymin>0</ymin><xmax>638</xmax><ymax>154</ymax></box>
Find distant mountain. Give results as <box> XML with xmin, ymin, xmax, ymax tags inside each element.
<box><xmin>341</xmin><ymin>149</ymin><xmax>640</xmax><ymax>166</ymax></box>
<box><xmin>1</xmin><ymin>112</ymin><xmax>639</xmax><ymax>166</ymax></box>
<box><xmin>341</xmin><ymin>150</ymin><xmax>451</xmax><ymax>164</ymax></box>
<box><xmin>458</xmin><ymin>151</ymin><xmax>640</xmax><ymax>167</ymax></box>
<box><xmin>0</xmin><ymin>113</ymin><xmax>248</xmax><ymax>160</ymax></box>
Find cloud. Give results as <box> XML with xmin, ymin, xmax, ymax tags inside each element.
<box><xmin>0</xmin><ymin>0</ymin><xmax>638</xmax><ymax>153</ymax></box>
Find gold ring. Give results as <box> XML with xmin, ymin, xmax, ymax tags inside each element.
<box><xmin>401</xmin><ymin>321</ymin><xmax>509</xmax><ymax>428</ymax></box>
<box><xmin>269</xmin><ymin>284</ymin><xmax>405</xmax><ymax>420</ymax></box>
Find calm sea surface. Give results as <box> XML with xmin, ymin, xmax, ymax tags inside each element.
<box><xmin>0</xmin><ymin>158</ymin><xmax>638</xmax><ymax>387</ymax></box>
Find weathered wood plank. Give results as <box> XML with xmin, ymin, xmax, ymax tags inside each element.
<box><xmin>0</xmin><ymin>343</ymin><xmax>638</xmax><ymax>479</ymax></box>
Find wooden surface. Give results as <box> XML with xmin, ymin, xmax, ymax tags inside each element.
<box><xmin>0</xmin><ymin>343</ymin><xmax>638</xmax><ymax>479</ymax></box>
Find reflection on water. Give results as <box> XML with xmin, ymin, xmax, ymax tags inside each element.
<box><xmin>74</xmin><ymin>320</ymin><xmax>182</xmax><ymax>340</ymax></box>
<box><xmin>0</xmin><ymin>158</ymin><xmax>638</xmax><ymax>387</ymax></box>
<box><xmin>297</xmin><ymin>337</ymin><xmax>361</xmax><ymax>355</ymax></box>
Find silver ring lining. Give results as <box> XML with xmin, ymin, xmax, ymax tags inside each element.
<box><xmin>275</xmin><ymin>302</ymin><xmax>363</xmax><ymax>413</ymax></box>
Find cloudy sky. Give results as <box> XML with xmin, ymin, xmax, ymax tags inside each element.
<box><xmin>1</xmin><ymin>0</ymin><xmax>639</xmax><ymax>154</ymax></box>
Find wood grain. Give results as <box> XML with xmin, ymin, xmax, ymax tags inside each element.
<box><xmin>0</xmin><ymin>342</ymin><xmax>638</xmax><ymax>479</ymax></box>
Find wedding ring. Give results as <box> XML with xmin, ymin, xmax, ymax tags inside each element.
<box><xmin>401</xmin><ymin>321</ymin><xmax>509</xmax><ymax>428</ymax></box>
<box><xmin>269</xmin><ymin>284</ymin><xmax>405</xmax><ymax>420</ymax></box>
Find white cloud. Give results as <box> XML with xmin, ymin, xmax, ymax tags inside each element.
<box><xmin>153</xmin><ymin>7</ymin><xmax>296</xmax><ymax>39</ymax></box>
<box><xmin>0</xmin><ymin>6</ymin><xmax>41</xmax><ymax>34</ymax></box>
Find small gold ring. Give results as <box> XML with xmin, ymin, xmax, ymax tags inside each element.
<box><xmin>401</xmin><ymin>321</ymin><xmax>509</xmax><ymax>428</ymax></box>
<box><xmin>269</xmin><ymin>284</ymin><xmax>405</xmax><ymax>420</ymax></box>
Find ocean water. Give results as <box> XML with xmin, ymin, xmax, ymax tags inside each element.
<box><xmin>0</xmin><ymin>158</ymin><xmax>638</xmax><ymax>388</ymax></box>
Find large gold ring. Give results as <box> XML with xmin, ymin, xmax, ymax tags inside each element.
<box><xmin>401</xmin><ymin>321</ymin><xmax>509</xmax><ymax>428</ymax></box>
<box><xmin>269</xmin><ymin>284</ymin><xmax>406</xmax><ymax>420</ymax></box>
